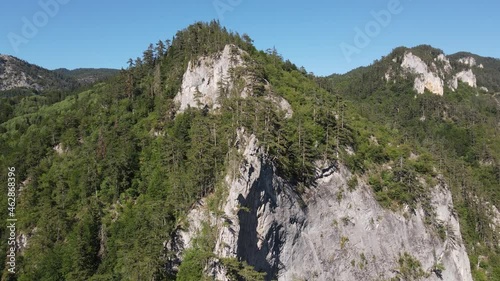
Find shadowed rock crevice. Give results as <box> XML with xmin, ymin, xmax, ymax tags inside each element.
<box><xmin>166</xmin><ymin>132</ymin><xmax>473</xmax><ymax>281</ymax></box>
<box><xmin>236</xmin><ymin>161</ymin><xmax>282</xmax><ymax>280</ymax></box>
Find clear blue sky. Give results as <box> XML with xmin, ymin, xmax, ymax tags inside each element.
<box><xmin>0</xmin><ymin>0</ymin><xmax>498</xmax><ymax>76</ymax></box>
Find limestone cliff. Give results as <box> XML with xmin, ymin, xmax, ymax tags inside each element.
<box><xmin>387</xmin><ymin>50</ymin><xmax>486</xmax><ymax>95</ymax></box>
<box><xmin>458</xmin><ymin>57</ymin><xmax>477</xmax><ymax>67</ymax></box>
<box><xmin>400</xmin><ymin>52</ymin><xmax>445</xmax><ymax>96</ymax></box>
<box><xmin>166</xmin><ymin>130</ymin><xmax>473</xmax><ymax>281</ymax></box>
<box><xmin>174</xmin><ymin>45</ymin><xmax>244</xmax><ymax>112</ymax></box>
<box><xmin>450</xmin><ymin>69</ymin><xmax>477</xmax><ymax>90</ymax></box>
<box><xmin>174</xmin><ymin>45</ymin><xmax>293</xmax><ymax>118</ymax></box>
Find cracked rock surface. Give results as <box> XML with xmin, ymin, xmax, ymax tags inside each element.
<box><xmin>167</xmin><ymin>131</ymin><xmax>473</xmax><ymax>281</ymax></box>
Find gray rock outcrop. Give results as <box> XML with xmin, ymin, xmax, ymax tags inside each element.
<box><xmin>391</xmin><ymin>51</ymin><xmax>482</xmax><ymax>95</ymax></box>
<box><xmin>167</xmin><ymin>131</ymin><xmax>473</xmax><ymax>281</ymax></box>
<box><xmin>174</xmin><ymin>45</ymin><xmax>293</xmax><ymax>118</ymax></box>
<box><xmin>174</xmin><ymin>45</ymin><xmax>244</xmax><ymax>112</ymax></box>
<box><xmin>401</xmin><ymin>52</ymin><xmax>444</xmax><ymax>96</ymax></box>
<box><xmin>458</xmin><ymin>57</ymin><xmax>477</xmax><ymax>67</ymax></box>
<box><xmin>0</xmin><ymin>55</ymin><xmax>43</xmax><ymax>91</ymax></box>
<box><xmin>450</xmin><ymin>69</ymin><xmax>477</xmax><ymax>90</ymax></box>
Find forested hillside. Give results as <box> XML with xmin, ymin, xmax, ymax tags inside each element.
<box><xmin>53</xmin><ymin>68</ymin><xmax>119</xmax><ymax>85</ymax></box>
<box><xmin>0</xmin><ymin>21</ymin><xmax>352</xmax><ymax>280</ymax></box>
<box><xmin>0</xmin><ymin>56</ymin><xmax>119</xmax><ymax>125</ymax></box>
<box><xmin>0</xmin><ymin>22</ymin><xmax>498</xmax><ymax>280</ymax></box>
<box><xmin>318</xmin><ymin>46</ymin><xmax>500</xmax><ymax>280</ymax></box>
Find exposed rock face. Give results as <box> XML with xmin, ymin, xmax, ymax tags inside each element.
<box><xmin>436</xmin><ymin>54</ymin><xmax>452</xmax><ymax>74</ymax></box>
<box><xmin>174</xmin><ymin>45</ymin><xmax>245</xmax><ymax>112</ymax></box>
<box><xmin>458</xmin><ymin>57</ymin><xmax>477</xmax><ymax>67</ymax></box>
<box><xmin>401</xmin><ymin>52</ymin><xmax>444</xmax><ymax>95</ymax></box>
<box><xmin>429</xmin><ymin>183</ymin><xmax>473</xmax><ymax>280</ymax></box>
<box><xmin>167</xmin><ymin>131</ymin><xmax>473</xmax><ymax>281</ymax></box>
<box><xmin>263</xmin><ymin>95</ymin><xmax>293</xmax><ymax>119</ymax></box>
<box><xmin>53</xmin><ymin>143</ymin><xmax>67</xmax><ymax>155</ymax></box>
<box><xmin>485</xmin><ymin>202</ymin><xmax>500</xmax><ymax>247</ymax></box>
<box><xmin>451</xmin><ymin>69</ymin><xmax>477</xmax><ymax>90</ymax></box>
<box><xmin>174</xmin><ymin>45</ymin><xmax>293</xmax><ymax>118</ymax></box>
<box><xmin>392</xmin><ymin>51</ymin><xmax>484</xmax><ymax>95</ymax></box>
<box><xmin>0</xmin><ymin>55</ymin><xmax>42</xmax><ymax>91</ymax></box>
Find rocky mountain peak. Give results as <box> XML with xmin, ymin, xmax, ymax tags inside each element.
<box><xmin>0</xmin><ymin>54</ymin><xmax>76</xmax><ymax>93</ymax></box>
<box><xmin>0</xmin><ymin>54</ymin><xmax>43</xmax><ymax>92</ymax></box>
<box><xmin>400</xmin><ymin>51</ymin><xmax>445</xmax><ymax>95</ymax></box>
<box><xmin>174</xmin><ymin>44</ymin><xmax>246</xmax><ymax>112</ymax></box>
<box><xmin>385</xmin><ymin>48</ymin><xmax>485</xmax><ymax>95</ymax></box>
<box><xmin>174</xmin><ymin>44</ymin><xmax>293</xmax><ymax>118</ymax></box>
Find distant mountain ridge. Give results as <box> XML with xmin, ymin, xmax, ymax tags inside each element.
<box><xmin>0</xmin><ymin>54</ymin><xmax>75</xmax><ymax>93</ymax></box>
<box><xmin>0</xmin><ymin>54</ymin><xmax>119</xmax><ymax>94</ymax></box>
<box><xmin>324</xmin><ymin>45</ymin><xmax>500</xmax><ymax>100</ymax></box>
<box><xmin>53</xmin><ymin>68</ymin><xmax>119</xmax><ymax>85</ymax></box>
<box><xmin>385</xmin><ymin>45</ymin><xmax>500</xmax><ymax>94</ymax></box>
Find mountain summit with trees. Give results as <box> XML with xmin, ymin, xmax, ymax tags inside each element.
<box><xmin>0</xmin><ymin>21</ymin><xmax>498</xmax><ymax>280</ymax></box>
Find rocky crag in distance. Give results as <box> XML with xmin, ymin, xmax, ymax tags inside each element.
<box><xmin>385</xmin><ymin>47</ymin><xmax>499</xmax><ymax>95</ymax></box>
<box><xmin>0</xmin><ymin>54</ymin><xmax>74</xmax><ymax>92</ymax></box>
<box><xmin>165</xmin><ymin>45</ymin><xmax>474</xmax><ymax>281</ymax></box>
<box><xmin>0</xmin><ymin>54</ymin><xmax>118</xmax><ymax>94</ymax></box>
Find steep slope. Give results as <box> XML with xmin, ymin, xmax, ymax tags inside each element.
<box><xmin>0</xmin><ymin>55</ymin><xmax>77</xmax><ymax>93</ymax></box>
<box><xmin>319</xmin><ymin>45</ymin><xmax>500</xmax><ymax>280</ymax></box>
<box><xmin>2</xmin><ymin>21</ymin><xmax>315</xmax><ymax>280</ymax></box>
<box><xmin>168</xmin><ymin>130</ymin><xmax>472</xmax><ymax>280</ymax></box>
<box><xmin>382</xmin><ymin>46</ymin><xmax>498</xmax><ymax>95</ymax></box>
<box><xmin>0</xmin><ymin>24</ymin><xmax>496</xmax><ymax>281</ymax></box>
<box><xmin>448</xmin><ymin>52</ymin><xmax>500</xmax><ymax>93</ymax></box>
<box><xmin>163</xmin><ymin>43</ymin><xmax>478</xmax><ymax>280</ymax></box>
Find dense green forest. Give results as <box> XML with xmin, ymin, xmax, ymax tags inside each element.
<box><xmin>0</xmin><ymin>21</ymin><xmax>352</xmax><ymax>280</ymax></box>
<box><xmin>0</xmin><ymin>60</ymin><xmax>119</xmax><ymax>125</ymax></box>
<box><xmin>0</xmin><ymin>22</ymin><xmax>499</xmax><ymax>280</ymax></box>
<box><xmin>53</xmin><ymin>68</ymin><xmax>119</xmax><ymax>85</ymax></box>
<box><xmin>319</xmin><ymin>46</ymin><xmax>500</xmax><ymax>280</ymax></box>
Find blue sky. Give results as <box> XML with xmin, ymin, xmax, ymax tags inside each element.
<box><xmin>0</xmin><ymin>0</ymin><xmax>498</xmax><ymax>75</ymax></box>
